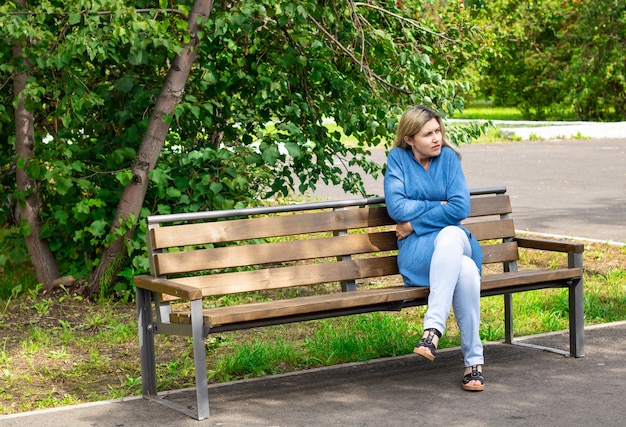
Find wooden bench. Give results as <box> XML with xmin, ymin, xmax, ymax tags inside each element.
<box><xmin>135</xmin><ymin>186</ymin><xmax>584</xmax><ymax>420</ymax></box>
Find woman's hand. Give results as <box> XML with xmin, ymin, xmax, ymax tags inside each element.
<box><xmin>395</xmin><ymin>201</ymin><xmax>446</xmax><ymax>239</ymax></box>
<box><xmin>395</xmin><ymin>221</ymin><xmax>414</xmax><ymax>240</ymax></box>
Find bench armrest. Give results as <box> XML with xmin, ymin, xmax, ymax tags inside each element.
<box><xmin>513</xmin><ymin>237</ymin><xmax>584</xmax><ymax>254</ymax></box>
<box><xmin>134</xmin><ymin>274</ymin><xmax>203</xmax><ymax>301</ymax></box>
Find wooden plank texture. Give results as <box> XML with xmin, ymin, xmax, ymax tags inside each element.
<box><xmin>480</xmin><ymin>241</ymin><xmax>519</xmax><ymax>264</ymax></box>
<box><xmin>153</xmin><ymin>231</ymin><xmax>398</xmax><ymax>275</ymax></box>
<box><xmin>170</xmin><ymin>286</ymin><xmax>429</xmax><ymax>326</ymax></box>
<box><xmin>134</xmin><ymin>275</ymin><xmax>203</xmax><ymax>300</ymax></box>
<box><xmin>514</xmin><ymin>237</ymin><xmax>584</xmax><ymax>253</ymax></box>
<box><xmin>150</xmin><ymin>195</ymin><xmax>511</xmax><ymax>250</ymax></box>
<box><xmin>170</xmin><ymin>256</ymin><xmax>400</xmax><ymax>297</ymax></box>
<box><xmin>150</xmin><ymin>206</ymin><xmax>394</xmax><ymax>249</ymax></box>
<box><xmin>464</xmin><ymin>219</ymin><xmax>515</xmax><ymax>241</ymax></box>
<box><xmin>480</xmin><ymin>268</ymin><xmax>582</xmax><ymax>292</ymax></box>
<box><xmin>168</xmin><ymin>266</ymin><xmax>582</xmax><ymax>326</ymax></box>
<box><xmin>469</xmin><ymin>195</ymin><xmax>512</xmax><ymax>217</ymax></box>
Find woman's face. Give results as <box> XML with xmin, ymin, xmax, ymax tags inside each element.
<box><xmin>403</xmin><ymin>118</ymin><xmax>442</xmax><ymax>162</ymax></box>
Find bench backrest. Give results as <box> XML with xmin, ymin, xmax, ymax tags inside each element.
<box><xmin>146</xmin><ymin>187</ymin><xmax>516</xmax><ymax>299</ymax></box>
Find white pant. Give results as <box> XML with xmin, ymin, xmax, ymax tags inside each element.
<box><xmin>424</xmin><ymin>226</ymin><xmax>484</xmax><ymax>367</ymax></box>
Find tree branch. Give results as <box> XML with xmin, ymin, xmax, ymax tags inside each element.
<box><xmin>8</xmin><ymin>8</ymin><xmax>188</xmax><ymax>18</ymax></box>
<box><xmin>306</xmin><ymin>13</ymin><xmax>411</xmax><ymax>95</ymax></box>
<box><xmin>352</xmin><ymin>2</ymin><xmax>454</xmax><ymax>42</ymax></box>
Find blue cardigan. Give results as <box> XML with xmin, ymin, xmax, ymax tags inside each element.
<box><xmin>384</xmin><ymin>146</ymin><xmax>483</xmax><ymax>286</ymax></box>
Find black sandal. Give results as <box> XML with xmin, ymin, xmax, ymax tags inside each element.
<box><xmin>462</xmin><ymin>365</ymin><xmax>485</xmax><ymax>391</ymax></box>
<box><xmin>413</xmin><ymin>328</ymin><xmax>442</xmax><ymax>361</ymax></box>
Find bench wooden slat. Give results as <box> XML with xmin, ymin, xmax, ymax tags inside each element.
<box><xmin>481</xmin><ymin>268</ymin><xmax>582</xmax><ymax>292</ymax></box>
<box><xmin>154</xmin><ymin>222</ymin><xmax>520</xmax><ymax>276</ymax></box>
<box><xmin>514</xmin><ymin>237</ymin><xmax>584</xmax><ymax>253</ymax></box>
<box><xmin>153</xmin><ymin>240</ymin><xmax>569</xmax><ymax>299</ymax></box>
<box><xmin>469</xmin><ymin>195</ymin><xmax>512</xmax><ymax>217</ymax></box>
<box><xmin>170</xmin><ymin>286</ymin><xmax>429</xmax><ymax>326</ymax></box>
<box><xmin>150</xmin><ymin>206</ymin><xmax>394</xmax><ymax>249</ymax></box>
<box><xmin>154</xmin><ymin>231</ymin><xmax>398</xmax><ymax>275</ymax></box>
<box><xmin>134</xmin><ymin>274</ymin><xmax>203</xmax><ymax>300</ymax></box>
<box><xmin>172</xmin><ymin>256</ymin><xmax>400</xmax><ymax>296</ymax></box>
<box><xmin>464</xmin><ymin>219</ymin><xmax>515</xmax><ymax>241</ymax></box>
<box><xmin>480</xmin><ymin>241</ymin><xmax>519</xmax><ymax>264</ymax></box>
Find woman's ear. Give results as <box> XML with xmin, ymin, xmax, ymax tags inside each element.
<box><xmin>403</xmin><ymin>135</ymin><xmax>412</xmax><ymax>146</ymax></box>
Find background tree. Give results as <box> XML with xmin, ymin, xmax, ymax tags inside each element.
<box><xmin>0</xmin><ymin>0</ymin><xmax>486</xmax><ymax>299</ymax></box>
<box><xmin>11</xmin><ymin>0</ymin><xmax>61</xmax><ymax>288</ymax></box>
<box><xmin>1</xmin><ymin>0</ymin><xmax>188</xmax><ymax>295</ymax></box>
<box><xmin>475</xmin><ymin>0</ymin><xmax>626</xmax><ymax>120</ymax></box>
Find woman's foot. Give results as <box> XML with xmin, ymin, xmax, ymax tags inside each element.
<box><xmin>413</xmin><ymin>328</ymin><xmax>441</xmax><ymax>361</ymax></box>
<box><xmin>462</xmin><ymin>365</ymin><xmax>485</xmax><ymax>391</ymax></box>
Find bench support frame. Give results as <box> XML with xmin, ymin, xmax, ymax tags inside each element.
<box><xmin>137</xmin><ymin>288</ymin><xmax>212</xmax><ymax>420</ymax></box>
<box><xmin>502</xmin><ymin>251</ymin><xmax>584</xmax><ymax>358</ymax></box>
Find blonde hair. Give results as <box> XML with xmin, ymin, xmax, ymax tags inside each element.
<box><xmin>394</xmin><ymin>105</ymin><xmax>461</xmax><ymax>158</ymax></box>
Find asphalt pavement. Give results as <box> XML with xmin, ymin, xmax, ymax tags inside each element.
<box><xmin>2</xmin><ymin>322</ymin><xmax>626</xmax><ymax>426</ymax></box>
<box><xmin>1</xmin><ymin>123</ymin><xmax>625</xmax><ymax>426</ymax></box>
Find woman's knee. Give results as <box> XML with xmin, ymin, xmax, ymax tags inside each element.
<box><xmin>459</xmin><ymin>257</ymin><xmax>481</xmax><ymax>292</ymax></box>
<box><xmin>435</xmin><ymin>226</ymin><xmax>466</xmax><ymax>247</ymax></box>
<box><xmin>453</xmin><ymin>258</ymin><xmax>481</xmax><ymax>319</ymax></box>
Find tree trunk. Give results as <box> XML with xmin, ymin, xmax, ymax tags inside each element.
<box><xmin>86</xmin><ymin>0</ymin><xmax>216</xmax><ymax>297</ymax></box>
<box><xmin>13</xmin><ymin>31</ymin><xmax>61</xmax><ymax>290</ymax></box>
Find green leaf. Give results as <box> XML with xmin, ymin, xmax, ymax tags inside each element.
<box><xmin>261</xmin><ymin>145</ymin><xmax>280</xmax><ymax>165</ymax></box>
<box><xmin>54</xmin><ymin>210</ymin><xmax>69</xmax><ymax>225</ymax></box>
<box><xmin>128</xmin><ymin>50</ymin><xmax>145</xmax><ymax>65</ymax></box>
<box><xmin>19</xmin><ymin>220</ymin><xmax>33</xmax><ymax>238</ymax></box>
<box><xmin>149</xmin><ymin>169</ymin><xmax>170</xmax><ymax>186</ymax></box>
<box><xmin>210</xmin><ymin>182</ymin><xmax>223</xmax><ymax>195</ymax></box>
<box><xmin>283</xmin><ymin>142</ymin><xmax>302</xmax><ymax>158</ymax></box>
<box><xmin>89</xmin><ymin>219</ymin><xmax>108</xmax><ymax>237</ymax></box>
<box><xmin>190</xmin><ymin>105</ymin><xmax>201</xmax><ymax>119</ymax></box>
<box><xmin>115</xmin><ymin>170</ymin><xmax>133</xmax><ymax>186</ymax></box>
<box><xmin>68</xmin><ymin>12</ymin><xmax>82</xmax><ymax>25</ymax></box>
<box><xmin>166</xmin><ymin>187</ymin><xmax>182</xmax><ymax>198</ymax></box>
<box><xmin>55</xmin><ymin>177</ymin><xmax>73</xmax><ymax>195</ymax></box>
<box><xmin>114</xmin><ymin>76</ymin><xmax>134</xmax><ymax>93</ymax></box>
<box><xmin>157</xmin><ymin>204</ymin><xmax>172</xmax><ymax>215</ymax></box>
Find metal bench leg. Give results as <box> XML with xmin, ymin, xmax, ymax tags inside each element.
<box><xmin>504</xmin><ymin>252</ymin><xmax>585</xmax><ymax>358</ymax></box>
<box><xmin>504</xmin><ymin>293</ymin><xmax>513</xmax><ymax>344</ymax></box>
<box><xmin>190</xmin><ymin>298</ymin><xmax>210</xmax><ymax>420</ymax></box>
<box><xmin>503</xmin><ymin>259</ymin><xmax>517</xmax><ymax>345</ymax></box>
<box><xmin>137</xmin><ymin>287</ymin><xmax>158</xmax><ymax>397</ymax></box>
<box><xmin>569</xmin><ymin>252</ymin><xmax>585</xmax><ymax>357</ymax></box>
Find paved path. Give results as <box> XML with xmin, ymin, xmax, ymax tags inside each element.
<box><xmin>3</xmin><ymin>322</ymin><xmax>626</xmax><ymax>426</ymax></box>
<box><xmin>464</xmin><ymin>138</ymin><xmax>626</xmax><ymax>243</ymax></box>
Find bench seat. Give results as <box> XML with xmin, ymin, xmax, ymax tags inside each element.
<box><xmin>163</xmin><ymin>267</ymin><xmax>582</xmax><ymax>329</ymax></box>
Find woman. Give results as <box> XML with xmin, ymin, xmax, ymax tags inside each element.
<box><xmin>383</xmin><ymin>105</ymin><xmax>485</xmax><ymax>391</ymax></box>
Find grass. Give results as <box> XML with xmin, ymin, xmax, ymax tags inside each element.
<box><xmin>454</xmin><ymin>101</ymin><xmax>525</xmax><ymax>121</ymax></box>
<box><xmin>1</xmin><ymin>240</ymin><xmax>625</xmax><ymax>415</ymax></box>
